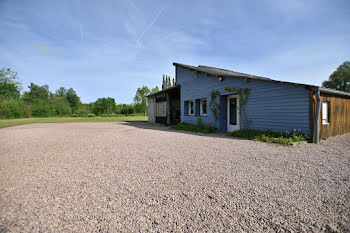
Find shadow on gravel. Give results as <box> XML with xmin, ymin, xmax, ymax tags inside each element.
<box><xmin>123</xmin><ymin>121</ymin><xmax>250</xmax><ymax>141</ymax></box>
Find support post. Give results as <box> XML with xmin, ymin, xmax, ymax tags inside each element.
<box><xmin>314</xmin><ymin>89</ymin><xmax>321</xmax><ymax>144</ymax></box>
<box><xmin>166</xmin><ymin>93</ymin><xmax>170</xmax><ymax>125</ymax></box>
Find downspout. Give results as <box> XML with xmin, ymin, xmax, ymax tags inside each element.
<box><xmin>314</xmin><ymin>89</ymin><xmax>321</xmax><ymax>144</ymax></box>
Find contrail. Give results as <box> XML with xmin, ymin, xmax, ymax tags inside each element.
<box><xmin>136</xmin><ymin>7</ymin><xmax>165</xmax><ymax>44</ymax></box>
<box><xmin>79</xmin><ymin>23</ymin><xmax>84</xmax><ymax>40</ymax></box>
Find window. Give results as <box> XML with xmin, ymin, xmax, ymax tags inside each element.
<box><xmin>200</xmin><ymin>99</ymin><xmax>207</xmax><ymax>115</ymax></box>
<box><xmin>322</xmin><ymin>101</ymin><xmax>330</xmax><ymax>125</ymax></box>
<box><xmin>188</xmin><ymin>101</ymin><xmax>194</xmax><ymax>115</ymax></box>
<box><xmin>156</xmin><ymin>101</ymin><xmax>166</xmax><ymax>117</ymax></box>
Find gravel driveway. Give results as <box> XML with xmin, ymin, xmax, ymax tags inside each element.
<box><xmin>0</xmin><ymin>122</ymin><xmax>349</xmax><ymax>232</ymax></box>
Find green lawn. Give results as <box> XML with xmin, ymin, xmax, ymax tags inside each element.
<box><xmin>0</xmin><ymin>116</ymin><xmax>147</xmax><ymax>129</ymax></box>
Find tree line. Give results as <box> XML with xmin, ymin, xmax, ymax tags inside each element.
<box><xmin>0</xmin><ymin>68</ymin><xmax>159</xmax><ymax>119</ymax></box>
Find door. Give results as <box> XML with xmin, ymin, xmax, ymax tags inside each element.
<box><xmin>227</xmin><ymin>95</ymin><xmax>240</xmax><ymax>132</ymax></box>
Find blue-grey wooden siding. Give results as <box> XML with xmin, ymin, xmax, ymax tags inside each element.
<box><xmin>176</xmin><ymin>66</ymin><xmax>310</xmax><ymax>134</ymax></box>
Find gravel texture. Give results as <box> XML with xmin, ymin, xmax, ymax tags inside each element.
<box><xmin>0</xmin><ymin>122</ymin><xmax>349</xmax><ymax>232</ymax></box>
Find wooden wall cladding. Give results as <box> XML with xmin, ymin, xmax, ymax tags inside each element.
<box><xmin>319</xmin><ymin>94</ymin><xmax>350</xmax><ymax>138</ymax></box>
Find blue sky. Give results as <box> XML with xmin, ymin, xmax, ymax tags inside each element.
<box><xmin>1</xmin><ymin>0</ymin><xmax>349</xmax><ymax>103</ymax></box>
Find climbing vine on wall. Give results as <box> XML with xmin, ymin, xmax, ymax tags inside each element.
<box><xmin>224</xmin><ymin>87</ymin><xmax>251</xmax><ymax>129</ymax></box>
<box><xmin>209</xmin><ymin>90</ymin><xmax>221</xmax><ymax>121</ymax></box>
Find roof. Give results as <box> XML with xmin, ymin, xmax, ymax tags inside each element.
<box><xmin>173</xmin><ymin>62</ymin><xmax>350</xmax><ymax>98</ymax></box>
<box><xmin>319</xmin><ymin>87</ymin><xmax>350</xmax><ymax>97</ymax></box>
<box><xmin>147</xmin><ymin>85</ymin><xmax>180</xmax><ymax>98</ymax></box>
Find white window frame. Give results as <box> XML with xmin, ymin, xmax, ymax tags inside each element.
<box><xmin>200</xmin><ymin>98</ymin><xmax>207</xmax><ymax>116</ymax></box>
<box><xmin>227</xmin><ymin>95</ymin><xmax>240</xmax><ymax>132</ymax></box>
<box><xmin>322</xmin><ymin>101</ymin><xmax>330</xmax><ymax>125</ymax></box>
<box><xmin>188</xmin><ymin>101</ymin><xmax>194</xmax><ymax>115</ymax></box>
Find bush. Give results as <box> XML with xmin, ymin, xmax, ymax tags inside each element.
<box><xmin>22</xmin><ymin>103</ymin><xmax>32</xmax><ymax>118</ymax></box>
<box><xmin>0</xmin><ymin>98</ymin><xmax>24</xmax><ymax>118</ymax></box>
<box><xmin>71</xmin><ymin>113</ymin><xmax>78</xmax><ymax>117</ymax></box>
<box><xmin>197</xmin><ymin>116</ymin><xmax>203</xmax><ymax>126</ymax></box>
<box><xmin>101</xmin><ymin>114</ymin><xmax>108</xmax><ymax>117</ymax></box>
<box><xmin>31</xmin><ymin>102</ymin><xmax>56</xmax><ymax>117</ymax></box>
<box><xmin>88</xmin><ymin>113</ymin><xmax>96</xmax><ymax>117</ymax></box>
<box><xmin>50</xmin><ymin>96</ymin><xmax>71</xmax><ymax>116</ymax></box>
<box><xmin>171</xmin><ymin>122</ymin><xmax>217</xmax><ymax>134</ymax></box>
<box><xmin>75</xmin><ymin>108</ymin><xmax>89</xmax><ymax>117</ymax></box>
<box><xmin>230</xmin><ymin>129</ymin><xmax>309</xmax><ymax>145</ymax></box>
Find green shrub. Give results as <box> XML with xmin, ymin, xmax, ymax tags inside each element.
<box><xmin>22</xmin><ymin>103</ymin><xmax>32</xmax><ymax>118</ymax></box>
<box><xmin>88</xmin><ymin>113</ymin><xmax>96</xmax><ymax>117</ymax></box>
<box><xmin>32</xmin><ymin>102</ymin><xmax>56</xmax><ymax>117</ymax></box>
<box><xmin>71</xmin><ymin>113</ymin><xmax>78</xmax><ymax>117</ymax></box>
<box><xmin>75</xmin><ymin>108</ymin><xmax>89</xmax><ymax>117</ymax></box>
<box><xmin>0</xmin><ymin>98</ymin><xmax>24</xmax><ymax>118</ymax></box>
<box><xmin>196</xmin><ymin>116</ymin><xmax>203</xmax><ymax>126</ymax></box>
<box><xmin>101</xmin><ymin>113</ymin><xmax>108</xmax><ymax>117</ymax></box>
<box><xmin>50</xmin><ymin>96</ymin><xmax>71</xmax><ymax>116</ymax></box>
<box><xmin>171</xmin><ymin>122</ymin><xmax>217</xmax><ymax>134</ymax></box>
<box><xmin>230</xmin><ymin>129</ymin><xmax>309</xmax><ymax>145</ymax></box>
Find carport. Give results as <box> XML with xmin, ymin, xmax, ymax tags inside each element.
<box><xmin>147</xmin><ymin>85</ymin><xmax>180</xmax><ymax>125</ymax></box>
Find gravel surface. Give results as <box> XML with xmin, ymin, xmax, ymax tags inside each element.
<box><xmin>0</xmin><ymin>122</ymin><xmax>349</xmax><ymax>232</ymax></box>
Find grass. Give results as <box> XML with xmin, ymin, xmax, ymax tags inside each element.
<box><xmin>0</xmin><ymin>115</ymin><xmax>147</xmax><ymax>129</ymax></box>
<box><xmin>170</xmin><ymin>122</ymin><xmax>217</xmax><ymax>134</ymax></box>
<box><xmin>230</xmin><ymin>129</ymin><xmax>309</xmax><ymax>145</ymax></box>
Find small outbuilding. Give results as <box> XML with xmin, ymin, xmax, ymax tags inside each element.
<box><xmin>148</xmin><ymin>63</ymin><xmax>350</xmax><ymax>143</ymax></box>
<box><xmin>147</xmin><ymin>85</ymin><xmax>180</xmax><ymax>126</ymax></box>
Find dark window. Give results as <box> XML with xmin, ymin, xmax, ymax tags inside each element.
<box><xmin>201</xmin><ymin>99</ymin><xmax>207</xmax><ymax>115</ymax></box>
<box><xmin>229</xmin><ymin>98</ymin><xmax>237</xmax><ymax>125</ymax></box>
<box><xmin>189</xmin><ymin>101</ymin><xmax>194</xmax><ymax>115</ymax></box>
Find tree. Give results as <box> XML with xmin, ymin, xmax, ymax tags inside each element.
<box><xmin>65</xmin><ymin>88</ymin><xmax>81</xmax><ymax>110</ymax></box>
<box><xmin>151</xmin><ymin>86</ymin><xmax>159</xmax><ymax>94</ymax></box>
<box><xmin>167</xmin><ymin>76</ymin><xmax>171</xmax><ymax>88</ymax></box>
<box><xmin>23</xmin><ymin>83</ymin><xmax>50</xmax><ymax>103</ymax></box>
<box><xmin>161</xmin><ymin>75</ymin><xmax>175</xmax><ymax>89</ymax></box>
<box><xmin>322</xmin><ymin>61</ymin><xmax>350</xmax><ymax>93</ymax></box>
<box><xmin>55</xmin><ymin>87</ymin><xmax>67</xmax><ymax>97</ymax></box>
<box><xmin>133</xmin><ymin>85</ymin><xmax>150</xmax><ymax>115</ymax></box>
<box><xmin>0</xmin><ymin>68</ymin><xmax>22</xmax><ymax>100</ymax></box>
<box><xmin>0</xmin><ymin>99</ymin><xmax>24</xmax><ymax>118</ymax></box>
<box><xmin>162</xmin><ymin>75</ymin><xmax>166</xmax><ymax>90</ymax></box>
<box><xmin>49</xmin><ymin>96</ymin><xmax>72</xmax><ymax>116</ymax></box>
<box><xmin>120</xmin><ymin>104</ymin><xmax>134</xmax><ymax>116</ymax></box>
<box><xmin>92</xmin><ymin>97</ymin><xmax>116</xmax><ymax>115</ymax></box>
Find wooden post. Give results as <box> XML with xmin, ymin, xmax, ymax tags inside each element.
<box><xmin>166</xmin><ymin>93</ymin><xmax>170</xmax><ymax>125</ymax></box>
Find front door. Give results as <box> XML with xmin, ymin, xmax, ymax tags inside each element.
<box><xmin>227</xmin><ymin>95</ymin><xmax>240</xmax><ymax>132</ymax></box>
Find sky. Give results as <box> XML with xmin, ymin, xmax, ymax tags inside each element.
<box><xmin>0</xmin><ymin>0</ymin><xmax>349</xmax><ymax>104</ymax></box>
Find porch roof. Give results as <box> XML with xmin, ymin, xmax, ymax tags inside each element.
<box><xmin>147</xmin><ymin>85</ymin><xmax>180</xmax><ymax>98</ymax></box>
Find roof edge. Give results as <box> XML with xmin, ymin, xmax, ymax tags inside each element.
<box><xmin>147</xmin><ymin>85</ymin><xmax>180</xmax><ymax>98</ymax></box>
<box><xmin>174</xmin><ymin>62</ymin><xmax>318</xmax><ymax>88</ymax></box>
<box><xmin>174</xmin><ymin>62</ymin><xmax>350</xmax><ymax>98</ymax></box>
<box><xmin>319</xmin><ymin>87</ymin><xmax>350</xmax><ymax>97</ymax></box>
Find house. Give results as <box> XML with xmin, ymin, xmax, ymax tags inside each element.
<box><xmin>148</xmin><ymin>63</ymin><xmax>350</xmax><ymax>143</ymax></box>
